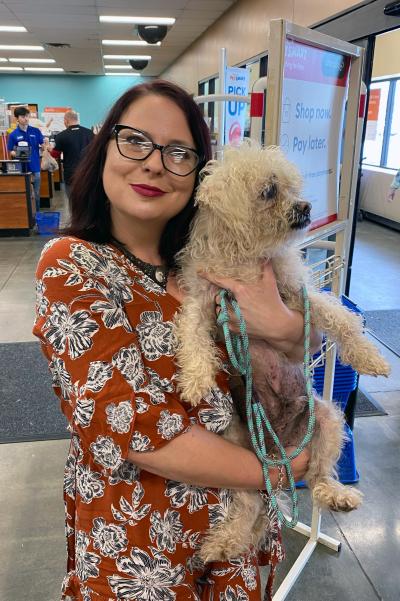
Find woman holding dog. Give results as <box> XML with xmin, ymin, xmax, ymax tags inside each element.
<box><xmin>33</xmin><ymin>81</ymin><xmax>318</xmax><ymax>601</ymax></box>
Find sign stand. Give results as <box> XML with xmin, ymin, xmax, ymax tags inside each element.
<box><xmin>266</xmin><ymin>19</ymin><xmax>364</xmax><ymax>601</ymax></box>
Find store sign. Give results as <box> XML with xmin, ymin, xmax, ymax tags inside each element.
<box><xmin>365</xmin><ymin>88</ymin><xmax>380</xmax><ymax>141</ymax></box>
<box><xmin>224</xmin><ymin>66</ymin><xmax>249</xmax><ymax>145</ymax></box>
<box><xmin>42</xmin><ymin>106</ymin><xmax>72</xmax><ymax>133</ymax></box>
<box><xmin>279</xmin><ymin>39</ymin><xmax>350</xmax><ymax>229</ymax></box>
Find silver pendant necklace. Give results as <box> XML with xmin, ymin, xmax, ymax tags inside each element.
<box><xmin>110</xmin><ymin>237</ymin><xmax>169</xmax><ymax>290</ymax></box>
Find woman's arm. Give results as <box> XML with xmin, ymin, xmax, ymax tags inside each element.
<box><xmin>128</xmin><ymin>424</ymin><xmax>310</xmax><ymax>490</ymax></box>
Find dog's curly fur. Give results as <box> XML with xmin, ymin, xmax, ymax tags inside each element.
<box><xmin>175</xmin><ymin>142</ymin><xmax>390</xmax><ymax>563</ymax></box>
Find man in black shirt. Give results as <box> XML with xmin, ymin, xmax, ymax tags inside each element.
<box><xmin>52</xmin><ymin>110</ymin><xmax>94</xmax><ymax>198</ymax></box>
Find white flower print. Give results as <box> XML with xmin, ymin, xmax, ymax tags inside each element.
<box><xmin>45</xmin><ymin>258</ymin><xmax>84</xmax><ymax>287</ymax></box>
<box><xmin>70</xmin><ymin>243</ymin><xmax>133</xmax><ymax>302</ymax></box>
<box><xmin>89</xmin><ymin>436</ymin><xmax>122</xmax><ymax>470</ymax></box>
<box><xmin>109</xmin><ymin>461</ymin><xmax>139</xmax><ymax>486</ymax></box>
<box><xmin>211</xmin><ymin>554</ymin><xmax>258</xmax><ymax>591</ymax></box>
<box><xmin>90</xmin><ymin>294</ymin><xmax>133</xmax><ymax>332</ymax></box>
<box><xmin>76</xmin><ymin>463</ymin><xmax>105</xmax><ymax>504</ymax></box>
<box><xmin>106</xmin><ymin>400</ymin><xmax>134</xmax><ymax>434</ymax></box>
<box><xmin>86</xmin><ymin>361</ymin><xmax>113</xmax><ymax>392</ymax></box>
<box><xmin>75</xmin><ymin>530</ymin><xmax>101</xmax><ymax>582</ymax></box>
<box><xmin>135</xmin><ymin>396</ymin><xmax>149</xmax><ymax>414</ymax></box>
<box><xmin>108</xmin><ymin>546</ymin><xmax>185</xmax><ymax>600</ymax></box>
<box><xmin>137</xmin><ymin>274</ymin><xmax>166</xmax><ymax>295</ymax></box>
<box><xmin>35</xmin><ymin>279</ymin><xmax>49</xmax><ymax>316</ymax></box>
<box><xmin>219</xmin><ymin>584</ymin><xmax>249</xmax><ymax>601</ymax></box>
<box><xmin>149</xmin><ymin>509</ymin><xmax>184</xmax><ymax>553</ymax></box>
<box><xmin>199</xmin><ymin>388</ymin><xmax>234</xmax><ymax>434</ymax></box>
<box><xmin>130</xmin><ymin>431</ymin><xmax>153</xmax><ymax>452</ymax></box>
<box><xmin>63</xmin><ymin>451</ymin><xmax>76</xmax><ymax>499</ymax></box>
<box><xmin>91</xmin><ymin>517</ymin><xmax>128</xmax><ymax>558</ymax></box>
<box><xmin>111</xmin><ymin>482</ymin><xmax>151</xmax><ymax>526</ymax></box>
<box><xmin>112</xmin><ymin>344</ymin><xmax>146</xmax><ymax>392</ymax></box>
<box><xmin>157</xmin><ymin>410</ymin><xmax>185</xmax><ymax>441</ymax></box>
<box><xmin>43</xmin><ymin>301</ymin><xmax>99</xmax><ymax>359</ymax></box>
<box><xmin>136</xmin><ymin>311</ymin><xmax>175</xmax><ymax>361</ymax></box>
<box><xmin>208</xmin><ymin>488</ymin><xmax>233</xmax><ymax>528</ymax></box>
<box><xmin>48</xmin><ymin>355</ymin><xmax>73</xmax><ymax>400</ymax></box>
<box><xmin>146</xmin><ymin>367</ymin><xmax>174</xmax><ymax>392</ymax></box>
<box><xmin>141</xmin><ymin>383</ymin><xmax>167</xmax><ymax>406</ymax></box>
<box><xmin>165</xmin><ymin>481</ymin><xmax>209</xmax><ymax>514</ymax></box>
<box><xmin>74</xmin><ymin>397</ymin><xmax>95</xmax><ymax>428</ymax></box>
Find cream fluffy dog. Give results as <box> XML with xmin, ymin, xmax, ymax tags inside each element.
<box><xmin>175</xmin><ymin>142</ymin><xmax>390</xmax><ymax>563</ymax></box>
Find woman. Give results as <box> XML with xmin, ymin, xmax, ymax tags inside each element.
<box><xmin>33</xmin><ymin>80</ymin><xmax>316</xmax><ymax>601</ymax></box>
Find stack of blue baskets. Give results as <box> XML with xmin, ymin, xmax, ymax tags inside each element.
<box><xmin>300</xmin><ymin>295</ymin><xmax>362</xmax><ymax>486</ymax></box>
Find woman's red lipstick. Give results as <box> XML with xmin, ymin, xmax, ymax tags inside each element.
<box><xmin>130</xmin><ymin>184</ymin><xmax>166</xmax><ymax>197</ymax></box>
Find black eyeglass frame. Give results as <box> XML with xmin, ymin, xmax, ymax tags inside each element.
<box><xmin>112</xmin><ymin>124</ymin><xmax>203</xmax><ymax>177</ymax></box>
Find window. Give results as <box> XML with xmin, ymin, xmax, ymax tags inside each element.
<box><xmin>363</xmin><ymin>77</ymin><xmax>400</xmax><ymax>169</ymax></box>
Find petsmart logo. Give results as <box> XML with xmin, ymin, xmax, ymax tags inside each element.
<box><xmin>229</xmin><ymin>73</ymin><xmax>246</xmax><ymax>82</ymax></box>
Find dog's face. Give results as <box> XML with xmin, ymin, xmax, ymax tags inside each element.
<box><xmin>196</xmin><ymin>143</ymin><xmax>311</xmax><ymax>254</ymax></box>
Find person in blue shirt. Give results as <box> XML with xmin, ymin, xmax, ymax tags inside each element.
<box><xmin>7</xmin><ymin>106</ymin><xmax>45</xmax><ymax>215</ymax></box>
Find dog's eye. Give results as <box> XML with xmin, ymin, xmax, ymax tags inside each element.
<box><xmin>261</xmin><ymin>183</ymin><xmax>277</xmax><ymax>201</ymax></box>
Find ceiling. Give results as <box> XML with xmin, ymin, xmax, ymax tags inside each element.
<box><xmin>0</xmin><ymin>0</ymin><xmax>237</xmax><ymax>76</ymax></box>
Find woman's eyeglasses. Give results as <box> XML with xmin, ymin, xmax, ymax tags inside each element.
<box><xmin>113</xmin><ymin>125</ymin><xmax>202</xmax><ymax>177</ymax></box>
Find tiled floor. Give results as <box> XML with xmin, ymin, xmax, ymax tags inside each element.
<box><xmin>0</xmin><ymin>194</ymin><xmax>399</xmax><ymax>601</ymax></box>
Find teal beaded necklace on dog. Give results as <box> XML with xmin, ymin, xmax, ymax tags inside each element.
<box><xmin>217</xmin><ymin>286</ymin><xmax>315</xmax><ymax>528</ymax></box>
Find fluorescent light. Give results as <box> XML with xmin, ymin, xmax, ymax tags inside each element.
<box><xmin>102</xmin><ymin>40</ymin><xmax>161</xmax><ymax>46</ymax></box>
<box><xmin>0</xmin><ymin>26</ymin><xmax>27</xmax><ymax>32</ymax></box>
<box><xmin>0</xmin><ymin>66</ymin><xmax>23</xmax><ymax>71</ymax></box>
<box><xmin>0</xmin><ymin>45</ymin><xmax>44</xmax><ymax>51</ymax></box>
<box><xmin>105</xmin><ymin>72</ymin><xmax>141</xmax><ymax>76</ymax></box>
<box><xmin>9</xmin><ymin>58</ymin><xmax>56</xmax><ymax>63</ymax></box>
<box><xmin>24</xmin><ymin>67</ymin><xmax>64</xmax><ymax>72</ymax></box>
<box><xmin>0</xmin><ymin>58</ymin><xmax>8</xmax><ymax>62</ymax></box>
<box><xmin>104</xmin><ymin>64</ymin><xmax>132</xmax><ymax>69</ymax></box>
<box><xmin>99</xmin><ymin>16</ymin><xmax>175</xmax><ymax>25</ymax></box>
<box><xmin>103</xmin><ymin>54</ymin><xmax>151</xmax><ymax>60</ymax></box>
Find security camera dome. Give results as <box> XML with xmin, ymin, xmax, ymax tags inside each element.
<box><xmin>137</xmin><ymin>24</ymin><xmax>168</xmax><ymax>44</ymax></box>
<box><xmin>129</xmin><ymin>59</ymin><xmax>149</xmax><ymax>71</ymax></box>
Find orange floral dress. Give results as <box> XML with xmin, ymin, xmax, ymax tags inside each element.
<box><xmin>33</xmin><ymin>237</ymin><xmax>284</xmax><ymax>601</ymax></box>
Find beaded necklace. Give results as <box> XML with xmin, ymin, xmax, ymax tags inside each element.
<box><xmin>110</xmin><ymin>237</ymin><xmax>169</xmax><ymax>290</ymax></box>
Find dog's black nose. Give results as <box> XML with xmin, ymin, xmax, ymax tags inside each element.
<box><xmin>296</xmin><ymin>201</ymin><xmax>312</xmax><ymax>215</ymax></box>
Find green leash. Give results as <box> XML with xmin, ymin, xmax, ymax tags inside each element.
<box><xmin>217</xmin><ymin>286</ymin><xmax>315</xmax><ymax>528</ymax></box>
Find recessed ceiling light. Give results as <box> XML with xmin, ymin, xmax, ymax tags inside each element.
<box><xmin>102</xmin><ymin>40</ymin><xmax>161</xmax><ymax>46</ymax></box>
<box><xmin>24</xmin><ymin>67</ymin><xmax>64</xmax><ymax>72</ymax></box>
<box><xmin>0</xmin><ymin>58</ymin><xmax>8</xmax><ymax>62</ymax></box>
<box><xmin>0</xmin><ymin>66</ymin><xmax>23</xmax><ymax>71</ymax></box>
<box><xmin>0</xmin><ymin>45</ymin><xmax>44</xmax><ymax>51</ymax></box>
<box><xmin>0</xmin><ymin>26</ymin><xmax>27</xmax><ymax>32</ymax></box>
<box><xmin>103</xmin><ymin>54</ymin><xmax>151</xmax><ymax>60</ymax></box>
<box><xmin>105</xmin><ymin>72</ymin><xmax>141</xmax><ymax>76</ymax></box>
<box><xmin>9</xmin><ymin>58</ymin><xmax>56</xmax><ymax>63</ymax></box>
<box><xmin>104</xmin><ymin>64</ymin><xmax>132</xmax><ymax>69</ymax></box>
<box><xmin>99</xmin><ymin>16</ymin><xmax>175</xmax><ymax>25</ymax></box>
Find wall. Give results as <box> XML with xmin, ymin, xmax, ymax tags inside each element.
<box><xmin>0</xmin><ymin>74</ymin><xmax>147</xmax><ymax>128</ymax></box>
<box><xmin>372</xmin><ymin>28</ymin><xmax>400</xmax><ymax>79</ymax></box>
<box><xmin>161</xmin><ymin>0</ymin><xmax>361</xmax><ymax>92</ymax></box>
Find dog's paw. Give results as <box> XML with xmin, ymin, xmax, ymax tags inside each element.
<box><xmin>312</xmin><ymin>480</ymin><xmax>363</xmax><ymax>512</ymax></box>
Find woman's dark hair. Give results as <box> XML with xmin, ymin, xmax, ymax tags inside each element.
<box><xmin>63</xmin><ymin>80</ymin><xmax>212</xmax><ymax>268</ymax></box>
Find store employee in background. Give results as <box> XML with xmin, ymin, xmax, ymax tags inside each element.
<box><xmin>7</xmin><ymin>105</ymin><xmax>45</xmax><ymax>215</ymax></box>
<box><xmin>51</xmin><ymin>109</ymin><xmax>94</xmax><ymax>199</ymax></box>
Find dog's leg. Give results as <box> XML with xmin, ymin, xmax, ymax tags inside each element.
<box><xmin>199</xmin><ymin>491</ymin><xmax>266</xmax><ymax>562</ymax></box>
<box><xmin>306</xmin><ymin>399</ymin><xmax>363</xmax><ymax>512</ymax></box>
<box><xmin>175</xmin><ymin>281</ymin><xmax>222</xmax><ymax>406</ymax></box>
<box><xmin>308</xmin><ymin>290</ymin><xmax>390</xmax><ymax>377</ymax></box>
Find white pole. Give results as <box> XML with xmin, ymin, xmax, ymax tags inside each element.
<box><xmin>218</xmin><ymin>47</ymin><xmax>227</xmax><ymax>148</ymax></box>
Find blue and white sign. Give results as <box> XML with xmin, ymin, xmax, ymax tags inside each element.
<box><xmin>224</xmin><ymin>66</ymin><xmax>249</xmax><ymax>145</ymax></box>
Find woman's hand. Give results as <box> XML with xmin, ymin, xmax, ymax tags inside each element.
<box><xmin>284</xmin><ymin>446</ymin><xmax>311</xmax><ymax>485</ymax></box>
<box><xmin>200</xmin><ymin>262</ymin><xmax>322</xmax><ymax>359</ymax></box>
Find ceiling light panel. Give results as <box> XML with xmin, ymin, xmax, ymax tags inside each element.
<box><xmin>0</xmin><ymin>66</ymin><xmax>23</xmax><ymax>71</ymax></box>
<box><xmin>102</xmin><ymin>40</ymin><xmax>161</xmax><ymax>46</ymax></box>
<box><xmin>9</xmin><ymin>58</ymin><xmax>56</xmax><ymax>63</ymax></box>
<box><xmin>104</xmin><ymin>64</ymin><xmax>132</xmax><ymax>69</ymax></box>
<box><xmin>24</xmin><ymin>67</ymin><xmax>64</xmax><ymax>72</ymax></box>
<box><xmin>105</xmin><ymin>73</ymin><xmax>141</xmax><ymax>76</ymax></box>
<box><xmin>0</xmin><ymin>45</ymin><xmax>44</xmax><ymax>51</ymax></box>
<box><xmin>103</xmin><ymin>55</ymin><xmax>151</xmax><ymax>60</ymax></box>
<box><xmin>99</xmin><ymin>16</ymin><xmax>175</xmax><ymax>25</ymax></box>
<box><xmin>0</xmin><ymin>26</ymin><xmax>27</xmax><ymax>32</ymax></box>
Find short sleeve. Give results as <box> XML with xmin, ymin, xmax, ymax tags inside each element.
<box><xmin>33</xmin><ymin>237</ymin><xmax>140</xmax><ymax>473</ymax></box>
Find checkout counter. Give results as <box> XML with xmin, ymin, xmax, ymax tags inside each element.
<box><xmin>0</xmin><ymin>160</ymin><xmax>55</xmax><ymax>235</ymax></box>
